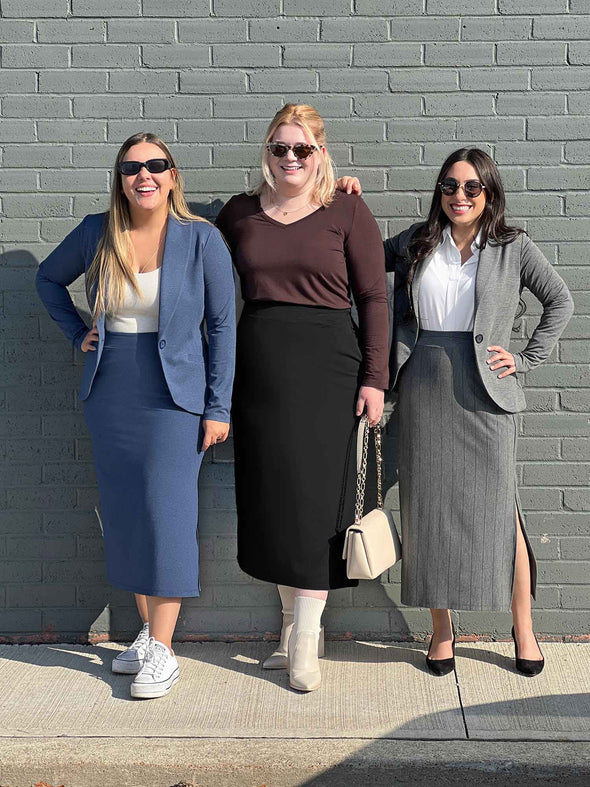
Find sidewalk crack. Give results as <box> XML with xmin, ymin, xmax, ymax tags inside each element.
<box><xmin>455</xmin><ymin>670</ymin><xmax>469</xmax><ymax>739</ymax></box>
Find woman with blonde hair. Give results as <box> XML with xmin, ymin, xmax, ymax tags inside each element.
<box><xmin>216</xmin><ymin>104</ymin><xmax>389</xmax><ymax>691</ymax></box>
<box><xmin>36</xmin><ymin>132</ymin><xmax>235</xmax><ymax>698</ymax></box>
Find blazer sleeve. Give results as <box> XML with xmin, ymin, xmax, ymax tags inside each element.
<box><xmin>35</xmin><ymin>217</ymin><xmax>90</xmax><ymax>350</ymax></box>
<box><xmin>514</xmin><ymin>234</ymin><xmax>574</xmax><ymax>373</ymax></box>
<box><xmin>383</xmin><ymin>222</ymin><xmax>424</xmax><ymax>272</ymax></box>
<box><xmin>201</xmin><ymin>227</ymin><xmax>236</xmax><ymax>423</ymax></box>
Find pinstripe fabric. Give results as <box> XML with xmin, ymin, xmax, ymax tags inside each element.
<box><xmin>397</xmin><ymin>330</ymin><xmax>531</xmax><ymax>612</ymax></box>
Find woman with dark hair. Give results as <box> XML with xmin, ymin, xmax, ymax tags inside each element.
<box><xmin>339</xmin><ymin>148</ymin><xmax>573</xmax><ymax>675</ymax></box>
<box><xmin>36</xmin><ymin>133</ymin><xmax>235</xmax><ymax>698</ymax></box>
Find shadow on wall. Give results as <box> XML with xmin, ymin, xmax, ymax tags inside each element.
<box><xmin>189</xmin><ymin>198</ymin><xmax>225</xmax><ymax>222</ymax></box>
<box><xmin>0</xmin><ymin>247</ymin><xmax>139</xmax><ymax>643</ymax></box>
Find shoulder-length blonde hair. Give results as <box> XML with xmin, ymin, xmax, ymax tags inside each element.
<box><xmin>87</xmin><ymin>132</ymin><xmax>208</xmax><ymax>319</ymax></box>
<box><xmin>252</xmin><ymin>104</ymin><xmax>336</xmax><ymax>207</ymax></box>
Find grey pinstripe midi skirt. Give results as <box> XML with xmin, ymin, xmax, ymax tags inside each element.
<box><xmin>397</xmin><ymin>330</ymin><xmax>534</xmax><ymax>612</ymax></box>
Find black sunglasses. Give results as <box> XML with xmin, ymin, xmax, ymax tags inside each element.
<box><xmin>117</xmin><ymin>158</ymin><xmax>172</xmax><ymax>176</ymax></box>
<box><xmin>266</xmin><ymin>142</ymin><xmax>318</xmax><ymax>160</ymax></box>
<box><xmin>439</xmin><ymin>178</ymin><xmax>485</xmax><ymax>198</ymax></box>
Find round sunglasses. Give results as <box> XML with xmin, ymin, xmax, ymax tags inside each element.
<box><xmin>265</xmin><ymin>142</ymin><xmax>318</xmax><ymax>160</ymax></box>
<box><xmin>439</xmin><ymin>178</ymin><xmax>485</xmax><ymax>198</ymax></box>
<box><xmin>117</xmin><ymin>158</ymin><xmax>172</xmax><ymax>176</ymax></box>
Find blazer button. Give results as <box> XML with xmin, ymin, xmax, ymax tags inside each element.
<box><xmin>159</xmin><ymin>339</ymin><xmax>166</xmax><ymax>349</ymax></box>
<box><xmin>475</xmin><ymin>334</ymin><xmax>483</xmax><ymax>344</ymax></box>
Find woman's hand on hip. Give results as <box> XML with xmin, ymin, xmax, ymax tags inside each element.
<box><xmin>202</xmin><ymin>420</ymin><xmax>230</xmax><ymax>452</ymax></box>
<box><xmin>80</xmin><ymin>324</ymin><xmax>99</xmax><ymax>352</ymax></box>
<box><xmin>356</xmin><ymin>385</ymin><xmax>385</xmax><ymax>427</ymax></box>
<box><xmin>335</xmin><ymin>176</ymin><xmax>362</xmax><ymax>195</ymax></box>
<box><xmin>487</xmin><ymin>345</ymin><xmax>516</xmax><ymax>378</ymax></box>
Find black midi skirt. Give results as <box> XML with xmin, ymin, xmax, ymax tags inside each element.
<box><xmin>396</xmin><ymin>330</ymin><xmax>536</xmax><ymax>612</ymax></box>
<box><xmin>232</xmin><ymin>301</ymin><xmax>363</xmax><ymax>590</ymax></box>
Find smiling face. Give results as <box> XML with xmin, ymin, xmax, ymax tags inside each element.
<box><xmin>119</xmin><ymin>142</ymin><xmax>176</xmax><ymax>216</ymax></box>
<box><xmin>266</xmin><ymin>122</ymin><xmax>321</xmax><ymax>196</ymax></box>
<box><xmin>440</xmin><ymin>160</ymin><xmax>486</xmax><ymax>234</ymax></box>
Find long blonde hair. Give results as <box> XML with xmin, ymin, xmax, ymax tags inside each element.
<box><xmin>87</xmin><ymin>132</ymin><xmax>208</xmax><ymax>318</ymax></box>
<box><xmin>252</xmin><ymin>104</ymin><xmax>336</xmax><ymax>207</ymax></box>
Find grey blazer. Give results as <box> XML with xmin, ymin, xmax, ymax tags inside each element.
<box><xmin>384</xmin><ymin>223</ymin><xmax>574</xmax><ymax>413</ymax></box>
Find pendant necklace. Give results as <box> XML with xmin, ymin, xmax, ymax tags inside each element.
<box><xmin>132</xmin><ymin>233</ymin><xmax>164</xmax><ymax>273</ymax></box>
<box><xmin>272</xmin><ymin>200</ymin><xmax>312</xmax><ymax>217</ymax></box>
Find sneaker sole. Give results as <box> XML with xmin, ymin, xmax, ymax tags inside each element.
<box><xmin>130</xmin><ymin>668</ymin><xmax>180</xmax><ymax>699</ymax></box>
<box><xmin>112</xmin><ymin>659</ymin><xmax>143</xmax><ymax>675</ymax></box>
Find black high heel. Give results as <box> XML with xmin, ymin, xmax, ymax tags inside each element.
<box><xmin>426</xmin><ymin>622</ymin><xmax>455</xmax><ymax>677</ymax></box>
<box><xmin>511</xmin><ymin>626</ymin><xmax>545</xmax><ymax>676</ymax></box>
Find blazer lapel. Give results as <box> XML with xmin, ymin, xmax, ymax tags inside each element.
<box><xmin>474</xmin><ymin>242</ymin><xmax>497</xmax><ymax>316</ymax></box>
<box><xmin>158</xmin><ymin>215</ymin><xmax>192</xmax><ymax>336</ymax></box>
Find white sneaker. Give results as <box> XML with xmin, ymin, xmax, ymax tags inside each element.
<box><xmin>130</xmin><ymin>637</ymin><xmax>180</xmax><ymax>699</ymax></box>
<box><xmin>111</xmin><ymin>622</ymin><xmax>150</xmax><ymax>674</ymax></box>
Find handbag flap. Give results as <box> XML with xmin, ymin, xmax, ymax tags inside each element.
<box><xmin>345</xmin><ymin>508</ymin><xmax>402</xmax><ymax>579</ymax></box>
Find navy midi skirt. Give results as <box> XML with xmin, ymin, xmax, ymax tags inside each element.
<box><xmin>83</xmin><ymin>331</ymin><xmax>203</xmax><ymax>597</ymax></box>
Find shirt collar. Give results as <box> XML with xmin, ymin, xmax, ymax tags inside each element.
<box><xmin>442</xmin><ymin>224</ymin><xmax>482</xmax><ymax>255</ymax></box>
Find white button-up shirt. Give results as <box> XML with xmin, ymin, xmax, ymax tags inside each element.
<box><xmin>418</xmin><ymin>224</ymin><xmax>481</xmax><ymax>331</ymax></box>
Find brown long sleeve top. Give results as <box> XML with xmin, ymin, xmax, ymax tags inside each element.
<box><xmin>216</xmin><ymin>191</ymin><xmax>389</xmax><ymax>389</ymax></box>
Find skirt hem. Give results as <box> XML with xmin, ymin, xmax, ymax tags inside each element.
<box><xmin>400</xmin><ymin>598</ymin><xmax>512</xmax><ymax>613</ymax></box>
<box><xmin>237</xmin><ymin>558</ymin><xmax>358</xmax><ymax>591</ymax></box>
<box><xmin>108</xmin><ymin>576</ymin><xmax>201</xmax><ymax>598</ymax></box>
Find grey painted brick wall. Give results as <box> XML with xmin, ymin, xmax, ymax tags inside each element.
<box><xmin>0</xmin><ymin>0</ymin><xmax>588</xmax><ymax>642</ymax></box>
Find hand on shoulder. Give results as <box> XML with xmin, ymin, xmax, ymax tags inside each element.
<box><xmin>335</xmin><ymin>176</ymin><xmax>362</xmax><ymax>195</ymax></box>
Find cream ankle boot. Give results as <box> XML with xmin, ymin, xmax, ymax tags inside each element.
<box><xmin>263</xmin><ymin>585</ymin><xmax>295</xmax><ymax>669</ymax></box>
<box><xmin>263</xmin><ymin>586</ymin><xmax>325</xmax><ymax>670</ymax></box>
<box><xmin>288</xmin><ymin>596</ymin><xmax>326</xmax><ymax>692</ymax></box>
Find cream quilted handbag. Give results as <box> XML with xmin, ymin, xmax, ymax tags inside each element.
<box><xmin>342</xmin><ymin>416</ymin><xmax>402</xmax><ymax>580</ymax></box>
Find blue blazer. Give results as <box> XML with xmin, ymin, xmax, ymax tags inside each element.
<box><xmin>36</xmin><ymin>212</ymin><xmax>236</xmax><ymax>422</ymax></box>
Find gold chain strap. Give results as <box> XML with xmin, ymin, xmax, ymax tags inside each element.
<box><xmin>375</xmin><ymin>423</ymin><xmax>383</xmax><ymax>510</ymax></box>
<box><xmin>354</xmin><ymin>416</ymin><xmax>383</xmax><ymax>526</ymax></box>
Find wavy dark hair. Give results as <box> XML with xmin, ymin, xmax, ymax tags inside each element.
<box><xmin>408</xmin><ymin>147</ymin><xmax>523</xmax><ymax>280</ymax></box>
<box><xmin>406</xmin><ymin>147</ymin><xmax>526</xmax><ymax>322</ymax></box>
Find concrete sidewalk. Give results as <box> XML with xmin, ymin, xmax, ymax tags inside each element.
<box><xmin>0</xmin><ymin>640</ymin><xmax>589</xmax><ymax>786</ymax></box>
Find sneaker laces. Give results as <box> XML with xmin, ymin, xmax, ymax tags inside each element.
<box><xmin>130</xmin><ymin>623</ymin><xmax>150</xmax><ymax>656</ymax></box>
<box><xmin>140</xmin><ymin>637</ymin><xmax>170</xmax><ymax>678</ymax></box>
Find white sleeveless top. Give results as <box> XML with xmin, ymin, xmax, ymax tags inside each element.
<box><xmin>105</xmin><ymin>268</ymin><xmax>161</xmax><ymax>333</ymax></box>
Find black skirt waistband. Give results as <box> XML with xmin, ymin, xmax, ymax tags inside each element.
<box><xmin>242</xmin><ymin>300</ymin><xmax>352</xmax><ymax>325</ymax></box>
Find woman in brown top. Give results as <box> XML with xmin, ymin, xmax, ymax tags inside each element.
<box><xmin>216</xmin><ymin>104</ymin><xmax>388</xmax><ymax>692</ymax></box>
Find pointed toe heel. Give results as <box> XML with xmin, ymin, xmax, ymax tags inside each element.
<box><xmin>426</xmin><ymin>624</ymin><xmax>456</xmax><ymax>677</ymax></box>
<box><xmin>511</xmin><ymin>626</ymin><xmax>545</xmax><ymax>677</ymax></box>
<box><xmin>262</xmin><ymin>617</ymin><xmax>293</xmax><ymax>670</ymax></box>
<box><xmin>264</xmin><ymin>624</ymin><xmax>324</xmax><ymax>670</ymax></box>
<box><xmin>288</xmin><ymin>630</ymin><xmax>322</xmax><ymax>692</ymax></box>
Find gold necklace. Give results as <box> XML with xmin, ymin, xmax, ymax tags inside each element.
<box><xmin>272</xmin><ymin>199</ymin><xmax>312</xmax><ymax>217</ymax></box>
<box><xmin>131</xmin><ymin>234</ymin><xmax>164</xmax><ymax>273</ymax></box>
<box><xmin>136</xmin><ymin>247</ymin><xmax>159</xmax><ymax>273</ymax></box>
